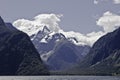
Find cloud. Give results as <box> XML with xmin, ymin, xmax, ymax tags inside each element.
<box><xmin>113</xmin><ymin>0</ymin><xmax>120</xmax><ymax>4</ymax></box>
<box><xmin>13</xmin><ymin>14</ymin><xmax>62</xmax><ymax>36</ymax></box>
<box><xmin>94</xmin><ymin>0</ymin><xmax>99</xmax><ymax>4</ymax></box>
<box><xmin>13</xmin><ymin>12</ymin><xmax>119</xmax><ymax>47</ymax></box>
<box><xmin>97</xmin><ymin>11</ymin><xmax>120</xmax><ymax>32</ymax></box>
<box><xmin>93</xmin><ymin>0</ymin><xmax>108</xmax><ymax>4</ymax></box>
<box><xmin>59</xmin><ymin>30</ymin><xmax>104</xmax><ymax>46</ymax></box>
<box><xmin>94</xmin><ymin>0</ymin><xmax>120</xmax><ymax>4</ymax></box>
<box><xmin>13</xmin><ymin>14</ymin><xmax>105</xmax><ymax>47</ymax></box>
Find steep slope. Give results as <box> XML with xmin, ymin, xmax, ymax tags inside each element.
<box><xmin>74</xmin><ymin>27</ymin><xmax>120</xmax><ymax>75</ymax></box>
<box><xmin>32</xmin><ymin>26</ymin><xmax>53</xmax><ymax>54</ymax></box>
<box><xmin>80</xmin><ymin>27</ymin><xmax>120</xmax><ymax>67</ymax></box>
<box><xmin>14</xmin><ymin>14</ymin><xmax>110</xmax><ymax>72</ymax></box>
<box><xmin>47</xmin><ymin>40</ymin><xmax>90</xmax><ymax>70</ymax></box>
<box><xmin>36</xmin><ymin>31</ymin><xmax>90</xmax><ymax>70</ymax></box>
<box><xmin>0</xmin><ymin>16</ymin><xmax>49</xmax><ymax>75</ymax></box>
<box><xmin>28</xmin><ymin>26</ymin><xmax>91</xmax><ymax>71</ymax></box>
<box><xmin>13</xmin><ymin>18</ymin><xmax>91</xmax><ymax>71</ymax></box>
<box><xmin>90</xmin><ymin>50</ymin><xmax>120</xmax><ymax>75</ymax></box>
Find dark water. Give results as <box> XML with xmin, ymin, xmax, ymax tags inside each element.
<box><xmin>0</xmin><ymin>76</ymin><xmax>119</xmax><ymax>80</ymax></box>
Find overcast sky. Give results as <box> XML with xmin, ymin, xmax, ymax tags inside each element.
<box><xmin>0</xmin><ymin>0</ymin><xmax>120</xmax><ymax>34</ymax></box>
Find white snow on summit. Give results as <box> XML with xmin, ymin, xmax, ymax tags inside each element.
<box><xmin>13</xmin><ymin>14</ymin><xmax>61</xmax><ymax>36</ymax></box>
<box><xmin>13</xmin><ymin>14</ymin><xmax>105</xmax><ymax>46</ymax></box>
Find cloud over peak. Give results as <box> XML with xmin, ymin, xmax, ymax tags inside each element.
<box><xmin>13</xmin><ymin>14</ymin><xmax>62</xmax><ymax>36</ymax></box>
<box><xmin>13</xmin><ymin>12</ymin><xmax>120</xmax><ymax>47</ymax></box>
<box><xmin>13</xmin><ymin>14</ymin><xmax>104</xmax><ymax>46</ymax></box>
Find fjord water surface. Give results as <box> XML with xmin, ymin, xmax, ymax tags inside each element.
<box><xmin>0</xmin><ymin>76</ymin><xmax>119</xmax><ymax>80</ymax></box>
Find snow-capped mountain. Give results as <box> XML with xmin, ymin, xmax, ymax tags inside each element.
<box><xmin>34</xmin><ymin>26</ymin><xmax>91</xmax><ymax>70</ymax></box>
<box><xmin>14</xmin><ymin>25</ymin><xmax>91</xmax><ymax>70</ymax></box>
<box><xmin>13</xmin><ymin>14</ymin><xmax>91</xmax><ymax>70</ymax></box>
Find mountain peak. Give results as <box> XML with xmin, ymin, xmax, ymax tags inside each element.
<box><xmin>0</xmin><ymin>16</ymin><xmax>5</xmax><ymax>25</ymax></box>
<box><xmin>42</xmin><ymin>26</ymin><xmax>50</xmax><ymax>33</ymax></box>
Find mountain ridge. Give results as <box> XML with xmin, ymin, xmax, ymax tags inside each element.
<box><xmin>0</xmin><ymin>16</ymin><xmax>49</xmax><ymax>75</ymax></box>
<box><xmin>67</xmin><ymin>27</ymin><xmax>120</xmax><ymax>75</ymax></box>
